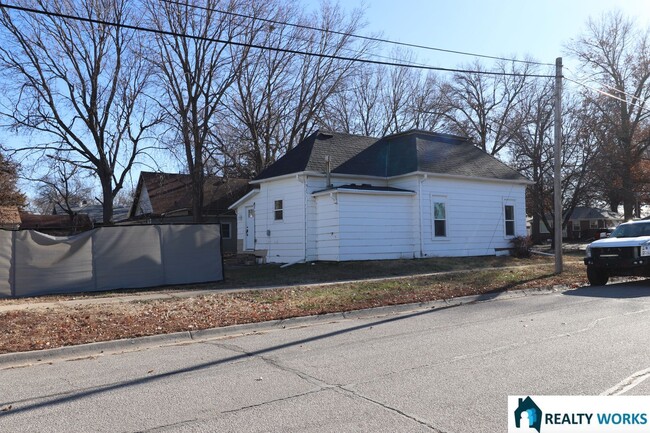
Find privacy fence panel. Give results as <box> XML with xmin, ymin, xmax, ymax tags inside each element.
<box><xmin>93</xmin><ymin>225</ymin><xmax>164</xmax><ymax>291</ymax></box>
<box><xmin>160</xmin><ymin>224</ymin><xmax>223</xmax><ymax>285</ymax></box>
<box><xmin>0</xmin><ymin>224</ymin><xmax>223</xmax><ymax>297</ymax></box>
<box><xmin>14</xmin><ymin>230</ymin><xmax>94</xmax><ymax>296</ymax></box>
<box><xmin>0</xmin><ymin>230</ymin><xmax>12</xmax><ymax>297</ymax></box>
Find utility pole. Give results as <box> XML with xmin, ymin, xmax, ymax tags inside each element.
<box><xmin>554</xmin><ymin>57</ymin><xmax>563</xmax><ymax>274</ymax></box>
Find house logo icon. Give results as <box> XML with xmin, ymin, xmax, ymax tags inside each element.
<box><xmin>514</xmin><ymin>396</ymin><xmax>542</xmax><ymax>433</ymax></box>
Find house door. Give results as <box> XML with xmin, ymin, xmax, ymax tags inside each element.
<box><xmin>245</xmin><ymin>206</ymin><xmax>255</xmax><ymax>250</ymax></box>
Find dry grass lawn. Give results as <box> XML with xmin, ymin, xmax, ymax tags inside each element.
<box><xmin>0</xmin><ymin>255</ymin><xmax>591</xmax><ymax>354</ymax></box>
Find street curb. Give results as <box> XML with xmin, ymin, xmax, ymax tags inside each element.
<box><xmin>0</xmin><ymin>286</ymin><xmax>565</xmax><ymax>369</ymax></box>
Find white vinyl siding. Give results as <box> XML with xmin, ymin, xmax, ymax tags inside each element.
<box><xmin>314</xmin><ymin>190</ymin><xmax>416</xmax><ymax>261</ymax></box>
<box><xmin>235</xmin><ymin>173</ymin><xmax>527</xmax><ymax>262</ymax></box>
<box><xmin>418</xmin><ymin>176</ymin><xmax>526</xmax><ymax>257</ymax></box>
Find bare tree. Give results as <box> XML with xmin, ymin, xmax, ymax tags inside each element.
<box><xmin>30</xmin><ymin>155</ymin><xmax>94</xmax><ymax>215</ymax></box>
<box><xmin>0</xmin><ymin>151</ymin><xmax>25</xmax><ymax>207</ymax></box>
<box><xmin>510</xmin><ymin>80</ymin><xmax>600</xmax><ymax>243</ymax></box>
<box><xmin>325</xmin><ymin>60</ymin><xmax>448</xmax><ymax>138</ymax></box>
<box><xmin>145</xmin><ymin>0</ymin><xmax>255</xmax><ymax>220</ymax></box>
<box><xmin>0</xmin><ymin>0</ymin><xmax>160</xmax><ymax>223</ymax></box>
<box><xmin>566</xmin><ymin>11</ymin><xmax>650</xmax><ymax>219</ymax></box>
<box><xmin>219</xmin><ymin>0</ymin><xmax>370</xmax><ymax>176</ymax></box>
<box><xmin>441</xmin><ymin>60</ymin><xmax>532</xmax><ymax>156</ymax></box>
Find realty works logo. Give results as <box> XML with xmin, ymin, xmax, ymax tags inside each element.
<box><xmin>514</xmin><ymin>396</ymin><xmax>542</xmax><ymax>433</ymax></box>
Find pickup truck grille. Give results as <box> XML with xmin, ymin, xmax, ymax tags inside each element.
<box><xmin>592</xmin><ymin>246</ymin><xmax>638</xmax><ymax>259</ymax></box>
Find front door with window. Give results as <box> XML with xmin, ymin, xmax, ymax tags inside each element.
<box><xmin>245</xmin><ymin>206</ymin><xmax>255</xmax><ymax>250</ymax></box>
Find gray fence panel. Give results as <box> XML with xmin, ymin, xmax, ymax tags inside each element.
<box><xmin>93</xmin><ymin>225</ymin><xmax>165</xmax><ymax>291</ymax></box>
<box><xmin>1</xmin><ymin>224</ymin><xmax>223</xmax><ymax>297</ymax></box>
<box><xmin>0</xmin><ymin>231</ymin><xmax>13</xmax><ymax>296</ymax></box>
<box><xmin>14</xmin><ymin>230</ymin><xmax>94</xmax><ymax>297</ymax></box>
<box><xmin>160</xmin><ymin>224</ymin><xmax>223</xmax><ymax>285</ymax></box>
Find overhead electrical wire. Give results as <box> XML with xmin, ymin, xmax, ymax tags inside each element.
<box><xmin>0</xmin><ymin>2</ymin><xmax>555</xmax><ymax>78</ymax></box>
<box><xmin>564</xmin><ymin>76</ymin><xmax>650</xmax><ymax>114</ymax></box>
<box><xmin>159</xmin><ymin>0</ymin><xmax>554</xmax><ymax>67</ymax></box>
<box><xmin>565</xmin><ymin>66</ymin><xmax>646</xmax><ymax>103</ymax></box>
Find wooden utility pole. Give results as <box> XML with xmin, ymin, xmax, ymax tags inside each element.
<box><xmin>554</xmin><ymin>57</ymin><xmax>563</xmax><ymax>274</ymax></box>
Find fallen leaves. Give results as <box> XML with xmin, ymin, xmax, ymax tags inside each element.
<box><xmin>0</xmin><ymin>261</ymin><xmax>590</xmax><ymax>355</ymax></box>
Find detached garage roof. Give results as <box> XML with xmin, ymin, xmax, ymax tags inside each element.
<box><xmin>255</xmin><ymin>130</ymin><xmax>529</xmax><ymax>182</ymax></box>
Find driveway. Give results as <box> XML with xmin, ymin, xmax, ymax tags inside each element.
<box><xmin>1</xmin><ymin>281</ymin><xmax>649</xmax><ymax>432</ymax></box>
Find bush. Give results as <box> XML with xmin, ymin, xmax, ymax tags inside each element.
<box><xmin>510</xmin><ymin>235</ymin><xmax>532</xmax><ymax>258</ymax></box>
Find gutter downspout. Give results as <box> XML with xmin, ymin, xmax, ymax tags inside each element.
<box><xmin>419</xmin><ymin>174</ymin><xmax>428</xmax><ymax>258</ymax></box>
<box><xmin>298</xmin><ymin>174</ymin><xmax>307</xmax><ymax>263</ymax></box>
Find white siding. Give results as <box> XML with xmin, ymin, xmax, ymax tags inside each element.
<box><xmin>233</xmin><ymin>177</ymin><xmax>306</xmax><ymax>263</ymax></box>
<box><xmin>336</xmin><ymin>193</ymin><xmax>416</xmax><ymax>261</ymax></box>
<box><xmin>416</xmin><ymin>176</ymin><xmax>527</xmax><ymax>257</ymax></box>
<box><xmin>314</xmin><ymin>194</ymin><xmax>340</xmax><ymax>261</ymax></box>
<box><xmin>234</xmin><ymin>172</ymin><xmax>527</xmax><ymax>262</ymax></box>
<box><xmin>134</xmin><ymin>186</ymin><xmax>153</xmax><ymax>215</ymax></box>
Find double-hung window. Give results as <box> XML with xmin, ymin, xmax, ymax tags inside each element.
<box><xmin>504</xmin><ymin>203</ymin><xmax>515</xmax><ymax>237</ymax></box>
<box><xmin>432</xmin><ymin>198</ymin><xmax>447</xmax><ymax>238</ymax></box>
<box><xmin>274</xmin><ymin>200</ymin><xmax>283</xmax><ymax>221</ymax></box>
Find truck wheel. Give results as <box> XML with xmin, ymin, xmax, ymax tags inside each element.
<box><xmin>587</xmin><ymin>265</ymin><xmax>609</xmax><ymax>286</ymax></box>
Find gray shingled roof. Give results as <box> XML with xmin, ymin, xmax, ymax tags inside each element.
<box><xmin>255</xmin><ymin>130</ymin><xmax>528</xmax><ymax>182</ymax></box>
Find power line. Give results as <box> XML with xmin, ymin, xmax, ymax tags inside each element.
<box><xmin>159</xmin><ymin>0</ymin><xmax>555</xmax><ymax>67</ymax></box>
<box><xmin>0</xmin><ymin>2</ymin><xmax>555</xmax><ymax>78</ymax></box>
<box><xmin>565</xmin><ymin>66</ymin><xmax>646</xmax><ymax>103</ymax></box>
<box><xmin>564</xmin><ymin>76</ymin><xmax>650</xmax><ymax>114</ymax></box>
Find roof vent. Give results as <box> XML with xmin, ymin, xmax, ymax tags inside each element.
<box><xmin>317</xmin><ymin>132</ymin><xmax>333</xmax><ymax>139</ymax></box>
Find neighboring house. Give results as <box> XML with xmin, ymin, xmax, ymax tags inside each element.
<box><xmin>53</xmin><ymin>202</ymin><xmax>130</xmax><ymax>223</ymax></box>
<box><xmin>229</xmin><ymin>130</ymin><xmax>531</xmax><ymax>263</ymax></box>
<box><xmin>19</xmin><ymin>212</ymin><xmax>93</xmax><ymax>235</ymax></box>
<box><xmin>128</xmin><ymin>172</ymin><xmax>250</xmax><ymax>253</ymax></box>
<box><xmin>0</xmin><ymin>206</ymin><xmax>21</xmax><ymax>230</ymax></box>
<box><xmin>537</xmin><ymin>206</ymin><xmax>623</xmax><ymax>241</ymax></box>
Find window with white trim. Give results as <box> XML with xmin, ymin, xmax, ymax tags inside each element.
<box><xmin>504</xmin><ymin>204</ymin><xmax>515</xmax><ymax>237</ymax></box>
<box><xmin>590</xmin><ymin>220</ymin><xmax>598</xmax><ymax>229</ymax></box>
<box><xmin>274</xmin><ymin>200</ymin><xmax>283</xmax><ymax>221</ymax></box>
<box><xmin>432</xmin><ymin>199</ymin><xmax>447</xmax><ymax>238</ymax></box>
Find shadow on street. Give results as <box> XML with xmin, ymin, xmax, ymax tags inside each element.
<box><xmin>563</xmin><ymin>279</ymin><xmax>650</xmax><ymax>299</ymax></box>
<box><xmin>0</xmin><ymin>303</ymin><xmax>455</xmax><ymax>418</ymax></box>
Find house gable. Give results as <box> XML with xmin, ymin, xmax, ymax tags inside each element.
<box><xmin>129</xmin><ymin>172</ymin><xmax>250</xmax><ymax>218</ymax></box>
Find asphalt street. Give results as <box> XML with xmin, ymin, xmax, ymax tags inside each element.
<box><xmin>1</xmin><ymin>281</ymin><xmax>649</xmax><ymax>432</ymax></box>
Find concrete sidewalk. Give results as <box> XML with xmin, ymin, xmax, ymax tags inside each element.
<box><xmin>0</xmin><ymin>262</ymin><xmax>574</xmax><ymax>313</ymax></box>
<box><xmin>0</xmin><ymin>285</ymin><xmax>565</xmax><ymax>369</ymax></box>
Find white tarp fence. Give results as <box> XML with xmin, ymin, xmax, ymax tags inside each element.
<box><xmin>0</xmin><ymin>224</ymin><xmax>223</xmax><ymax>297</ymax></box>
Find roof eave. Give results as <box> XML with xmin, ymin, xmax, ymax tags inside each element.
<box><xmin>228</xmin><ymin>189</ymin><xmax>260</xmax><ymax>210</ymax></box>
<box><xmin>390</xmin><ymin>171</ymin><xmax>533</xmax><ymax>185</ymax></box>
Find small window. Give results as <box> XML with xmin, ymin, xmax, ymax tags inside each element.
<box><xmin>433</xmin><ymin>201</ymin><xmax>446</xmax><ymax>237</ymax></box>
<box><xmin>221</xmin><ymin>222</ymin><xmax>232</xmax><ymax>240</ymax></box>
<box><xmin>504</xmin><ymin>204</ymin><xmax>515</xmax><ymax>237</ymax></box>
<box><xmin>590</xmin><ymin>220</ymin><xmax>598</xmax><ymax>229</ymax></box>
<box><xmin>573</xmin><ymin>221</ymin><xmax>581</xmax><ymax>232</ymax></box>
<box><xmin>274</xmin><ymin>200</ymin><xmax>283</xmax><ymax>221</ymax></box>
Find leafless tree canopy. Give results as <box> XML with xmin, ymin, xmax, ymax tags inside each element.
<box><xmin>0</xmin><ymin>152</ymin><xmax>25</xmax><ymax>207</ymax></box>
<box><xmin>0</xmin><ymin>0</ymin><xmax>160</xmax><ymax>222</ymax></box>
<box><xmin>566</xmin><ymin>11</ymin><xmax>650</xmax><ymax>219</ymax></box>
<box><xmin>3</xmin><ymin>2</ymin><xmax>650</xmax><ymax>229</ymax></box>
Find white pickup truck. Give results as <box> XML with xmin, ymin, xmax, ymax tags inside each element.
<box><xmin>584</xmin><ymin>220</ymin><xmax>650</xmax><ymax>285</ymax></box>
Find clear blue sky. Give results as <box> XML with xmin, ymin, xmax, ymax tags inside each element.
<box><xmin>329</xmin><ymin>0</ymin><xmax>650</xmax><ymax>72</ymax></box>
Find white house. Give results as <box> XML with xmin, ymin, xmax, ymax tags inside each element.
<box><xmin>229</xmin><ymin>130</ymin><xmax>531</xmax><ymax>264</ymax></box>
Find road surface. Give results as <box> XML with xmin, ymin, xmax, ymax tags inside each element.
<box><xmin>1</xmin><ymin>281</ymin><xmax>649</xmax><ymax>432</ymax></box>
